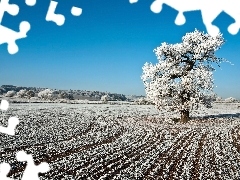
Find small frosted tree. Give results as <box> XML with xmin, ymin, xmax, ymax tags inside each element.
<box><xmin>101</xmin><ymin>94</ymin><xmax>110</xmax><ymax>103</ymax></box>
<box><xmin>16</xmin><ymin>89</ymin><xmax>35</xmax><ymax>99</ymax></box>
<box><xmin>225</xmin><ymin>97</ymin><xmax>237</xmax><ymax>103</ymax></box>
<box><xmin>17</xmin><ymin>89</ymin><xmax>27</xmax><ymax>98</ymax></box>
<box><xmin>58</xmin><ymin>91</ymin><xmax>68</xmax><ymax>99</ymax></box>
<box><xmin>26</xmin><ymin>90</ymin><xmax>35</xmax><ymax>99</ymax></box>
<box><xmin>38</xmin><ymin>89</ymin><xmax>54</xmax><ymax>100</ymax></box>
<box><xmin>5</xmin><ymin>90</ymin><xmax>16</xmax><ymax>97</ymax></box>
<box><xmin>215</xmin><ymin>96</ymin><xmax>223</xmax><ymax>102</ymax></box>
<box><xmin>142</xmin><ymin>29</ymin><xmax>225</xmax><ymax>123</ymax></box>
<box><xmin>58</xmin><ymin>91</ymin><xmax>74</xmax><ymax>100</ymax></box>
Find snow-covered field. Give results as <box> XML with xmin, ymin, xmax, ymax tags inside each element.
<box><xmin>1</xmin><ymin>103</ymin><xmax>240</xmax><ymax>179</ymax></box>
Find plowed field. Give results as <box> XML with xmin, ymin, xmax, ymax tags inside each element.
<box><xmin>1</xmin><ymin>103</ymin><xmax>240</xmax><ymax>179</ymax></box>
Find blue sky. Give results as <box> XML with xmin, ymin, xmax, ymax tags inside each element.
<box><xmin>0</xmin><ymin>0</ymin><xmax>240</xmax><ymax>98</ymax></box>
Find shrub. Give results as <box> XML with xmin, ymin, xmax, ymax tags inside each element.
<box><xmin>38</xmin><ymin>89</ymin><xmax>54</xmax><ymax>100</ymax></box>
<box><xmin>5</xmin><ymin>90</ymin><xmax>16</xmax><ymax>97</ymax></box>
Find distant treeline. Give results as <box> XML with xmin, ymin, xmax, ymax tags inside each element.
<box><xmin>0</xmin><ymin>85</ymin><xmax>144</xmax><ymax>101</ymax></box>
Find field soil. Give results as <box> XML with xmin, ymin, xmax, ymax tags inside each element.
<box><xmin>1</xmin><ymin>103</ymin><xmax>240</xmax><ymax>179</ymax></box>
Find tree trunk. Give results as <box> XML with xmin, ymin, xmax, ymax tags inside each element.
<box><xmin>180</xmin><ymin>110</ymin><xmax>190</xmax><ymax>123</ymax></box>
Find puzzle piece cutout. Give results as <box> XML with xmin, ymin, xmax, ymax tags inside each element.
<box><xmin>16</xmin><ymin>151</ymin><xmax>50</xmax><ymax>180</ymax></box>
<box><xmin>0</xmin><ymin>116</ymin><xmax>19</xmax><ymax>136</ymax></box>
<box><xmin>131</xmin><ymin>0</ymin><xmax>240</xmax><ymax>36</ymax></box>
<box><xmin>46</xmin><ymin>0</ymin><xmax>65</xmax><ymax>26</ymax></box>
<box><xmin>0</xmin><ymin>0</ymin><xmax>36</xmax><ymax>54</ymax></box>
<box><xmin>0</xmin><ymin>151</ymin><xmax>50</xmax><ymax>180</ymax></box>
<box><xmin>0</xmin><ymin>100</ymin><xmax>19</xmax><ymax>135</ymax></box>
<box><xmin>0</xmin><ymin>100</ymin><xmax>49</xmax><ymax>179</ymax></box>
<box><xmin>71</xmin><ymin>6</ymin><xmax>82</xmax><ymax>16</ymax></box>
<box><xmin>25</xmin><ymin>0</ymin><xmax>37</xmax><ymax>6</ymax></box>
<box><xmin>0</xmin><ymin>21</ymin><xmax>30</xmax><ymax>54</ymax></box>
<box><xmin>0</xmin><ymin>163</ymin><xmax>14</xmax><ymax>180</ymax></box>
<box><xmin>129</xmin><ymin>0</ymin><xmax>138</xmax><ymax>4</ymax></box>
<box><xmin>46</xmin><ymin>0</ymin><xmax>82</xmax><ymax>26</ymax></box>
<box><xmin>0</xmin><ymin>0</ymin><xmax>19</xmax><ymax>22</ymax></box>
<box><xmin>0</xmin><ymin>100</ymin><xmax>9</xmax><ymax>111</ymax></box>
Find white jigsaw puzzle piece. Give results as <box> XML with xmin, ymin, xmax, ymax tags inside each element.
<box><xmin>0</xmin><ymin>21</ymin><xmax>30</xmax><ymax>54</ymax></box>
<box><xmin>150</xmin><ymin>0</ymin><xmax>218</xmax><ymax>33</ymax></box>
<box><xmin>25</xmin><ymin>0</ymin><xmax>37</xmax><ymax>6</ymax></box>
<box><xmin>132</xmin><ymin>0</ymin><xmax>240</xmax><ymax>36</ymax></box>
<box><xmin>221</xmin><ymin>0</ymin><xmax>240</xmax><ymax>35</ymax></box>
<box><xmin>0</xmin><ymin>100</ymin><xmax>19</xmax><ymax>136</ymax></box>
<box><xmin>129</xmin><ymin>0</ymin><xmax>138</xmax><ymax>4</ymax></box>
<box><xmin>0</xmin><ymin>100</ymin><xmax>9</xmax><ymax>111</ymax></box>
<box><xmin>46</xmin><ymin>0</ymin><xmax>65</xmax><ymax>26</ymax></box>
<box><xmin>71</xmin><ymin>6</ymin><xmax>82</xmax><ymax>16</ymax></box>
<box><xmin>152</xmin><ymin>0</ymin><xmax>240</xmax><ymax>36</ymax></box>
<box><xmin>16</xmin><ymin>151</ymin><xmax>50</xmax><ymax>180</ymax></box>
<box><xmin>0</xmin><ymin>162</ymin><xmax>14</xmax><ymax>180</ymax></box>
<box><xmin>0</xmin><ymin>0</ymin><xmax>34</xmax><ymax>54</ymax></box>
<box><xmin>0</xmin><ymin>0</ymin><xmax>19</xmax><ymax>23</ymax></box>
<box><xmin>0</xmin><ymin>116</ymin><xmax>19</xmax><ymax>135</ymax></box>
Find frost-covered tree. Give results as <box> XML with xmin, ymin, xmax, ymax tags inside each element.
<box><xmin>38</xmin><ymin>89</ymin><xmax>54</xmax><ymax>100</ymax></box>
<box><xmin>17</xmin><ymin>89</ymin><xmax>35</xmax><ymax>98</ymax></box>
<box><xmin>26</xmin><ymin>90</ymin><xmax>35</xmax><ymax>98</ymax></box>
<box><xmin>134</xmin><ymin>97</ymin><xmax>151</xmax><ymax>105</ymax></box>
<box><xmin>215</xmin><ymin>96</ymin><xmax>223</xmax><ymax>102</ymax></box>
<box><xmin>58</xmin><ymin>91</ymin><xmax>68</xmax><ymax>99</ymax></box>
<box><xmin>101</xmin><ymin>94</ymin><xmax>110</xmax><ymax>103</ymax></box>
<box><xmin>225</xmin><ymin>97</ymin><xmax>237</xmax><ymax>103</ymax></box>
<box><xmin>17</xmin><ymin>89</ymin><xmax>27</xmax><ymax>98</ymax></box>
<box><xmin>142</xmin><ymin>29</ymin><xmax>226</xmax><ymax>123</ymax></box>
<box><xmin>5</xmin><ymin>90</ymin><xmax>16</xmax><ymax>97</ymax></box>
<box><xmin>58</xmin><ymin>91</ymin><xmax>74</xmax><ymax>100</ymax></box>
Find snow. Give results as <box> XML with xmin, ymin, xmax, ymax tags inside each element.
<box><xmin>1</xmin><ymin>102</ymin><xmax>240</xmax><ymax>179</ymax></box>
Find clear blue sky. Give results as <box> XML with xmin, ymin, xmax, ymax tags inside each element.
<box><xmin>1</xmin><ymin>0</ymin><xmax>240</xmax><ymax>99</ymax></box>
